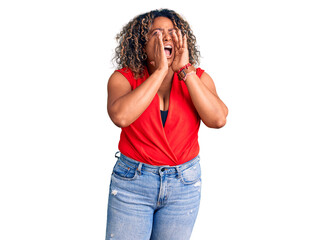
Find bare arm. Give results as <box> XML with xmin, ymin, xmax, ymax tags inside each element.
<box><xmin>171</xmin><ymin>30</ymin><xmax>228</xmax><ymax>128</ymax></box>
<box><xmin>107</xmin><ymin>70</ymin><xmax>168</xmax><ymax>127</ymax></box>
<box><xmin>185</xmin><ymin>72</ymin><xmax>228</xmax><ymax>128</ymax></box>
<box><xmin>107</xmin><ymin>32</ymin><xmax>168</xmax><ymax>128</ymax></box>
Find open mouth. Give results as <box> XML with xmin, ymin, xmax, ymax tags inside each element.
<box><xmin>164</xmin><ymin>45</ymin><xmax>172</xmax><ymax>58</ymax></box>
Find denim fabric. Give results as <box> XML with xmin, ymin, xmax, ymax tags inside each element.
<box><xmin>105</xmin><ymin>152</ymin><xmax>202</xmax><ymax>240</ymax></box>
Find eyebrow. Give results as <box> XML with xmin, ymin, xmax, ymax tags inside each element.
<box><xmin>150</xmin><ymin>28</ymin><xmax>177</xmax><ymax>32</ymax></box>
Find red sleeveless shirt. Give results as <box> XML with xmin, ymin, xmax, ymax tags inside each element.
<box><xmin>116</xmin><ymin>67</ymin><xmax>205</xmax><ymax>166</ymax></box>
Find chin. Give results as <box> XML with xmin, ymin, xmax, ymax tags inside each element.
<box><xmin>167</xmin><ymin>58</ymin><xmax>174</xmax><ymax>67</ymax></box>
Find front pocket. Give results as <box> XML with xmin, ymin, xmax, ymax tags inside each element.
<box><xmin>112</xmin><ymin>160</ymin><xmax>138</xmax><ymax>181</ymax></box>
<box><xmin>180</xmin><ymin>162</ymin><xmax>201</xmax><ymax>184</ymax></box>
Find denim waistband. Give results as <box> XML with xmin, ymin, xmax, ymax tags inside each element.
<box><xmin>115</xmin><ymin>151</ymin><xmax>200</xmax><ymax>175</ymax></box>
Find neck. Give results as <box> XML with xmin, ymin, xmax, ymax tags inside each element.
<box><xmin>147</xmin><ymin>64</ymin><xmax>174</xmax><ymax>89</ymax></box>
<box><xmin>161</xmin><ymin>68</ymin><xmax>174</xmax><ymax>90</ymax></box>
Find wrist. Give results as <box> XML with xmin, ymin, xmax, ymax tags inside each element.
<box><xmin>183</xmin><ymin>71</ymin><xmax>196</xmax><ymax>82</ymax></box>
<box><xmin>176</xmin><ymin>63</ymin><xmax>192</xmax><ymax>74</ymax></box>
<box><xmin>154</xmin><ymin>67</ymin><xmax>168</xmax><ymax>78</ymax></box>
<box><xmin>177</xmin><ymin>63</ymin><xmax>196</xmax><ymax>81</ymax></box>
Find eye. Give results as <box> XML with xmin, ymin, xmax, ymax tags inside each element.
<box><xmin>152</xmin><ymin>30</ymin><xmax>160</xmax><ymax>36</ymax></box>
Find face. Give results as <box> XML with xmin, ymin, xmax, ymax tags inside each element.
<box><xmin>145</xmin><ymin>17</ymin><xmax>176</xmax><ymax>67</ymax></box>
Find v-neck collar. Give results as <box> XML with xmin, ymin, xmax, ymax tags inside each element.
<box><xmin>156</xmin><ymin>72</ymin><xmax>177</xmax><ymax>131</ymax></box>
<box><xmin>144</xmin><ymin>67</ymin><xmax>176</xmax><ymax>131</ymax></box>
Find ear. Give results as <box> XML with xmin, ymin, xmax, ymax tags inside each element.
<box><xmin>150</xmin><ymin>61</ymin><xmax>156</xmax><ymax>67</ymax></box>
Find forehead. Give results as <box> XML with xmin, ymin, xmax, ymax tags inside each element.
<box><xmin>151</xmin><ymin>17</ymin><xmax>175</xmax><ymax>29</ymax></box>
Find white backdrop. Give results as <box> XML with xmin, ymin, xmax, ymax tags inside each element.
<box><xmin>1</xmin><ymin>0</ymin><xmax>332</xmax><ymax>239</ymax></box>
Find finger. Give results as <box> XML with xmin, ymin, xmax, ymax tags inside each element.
<box><xmin>172</xmin><ymin>31</ymin><xmax>179</xmax><ymax>49</ymax></box>
<box><xmin>154</xmin><ymin>32</ymin><xmax>161</xmax><ymax>56</ymax></box>
<box><xmin>153</xmin><ymin>31</ymin><xmax>166</xmax><ymax>67</ymax></box>
<box><xmin>157</xmin><ymin>32</ymin><xmax>167</xmax><ymax>60</ymax></box>
<box><xmin>183</xmin><ymin>34</ymin><xmax>187</xmax><ymax>50</ymax></box>
<box><xmin>177</xmin><ymin>29</ymin><xmax>183</xmax><ymax>48</ymax></box>
<box><xmin>153</xmin><ymin>34</ymin><xmax>158</xmax><ymax>61</ymax></box>
<box><xmin>154</xmin><ymin>32</ymin><xmax>160</xmax><ymax>52</ymax></box>
<box><xmin>157</xmin><ymin>31</ymin><xmax>164</xmax><ymax>53</ymax></box>
<box><xmin>151</xmin><ymin>34</ymin><xmax>158</xmax><ymax>66</ymax></box>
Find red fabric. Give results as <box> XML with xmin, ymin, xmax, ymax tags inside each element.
<box><xmin>116</xmin><ymin>67</ymin><xmax>205</xmax><ymax>166</ymax></box>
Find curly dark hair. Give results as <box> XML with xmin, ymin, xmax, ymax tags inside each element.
<box><xmin>113</xmin><ymin>9</ymin><xmax>200</xmax><ymax>78</ymax></box>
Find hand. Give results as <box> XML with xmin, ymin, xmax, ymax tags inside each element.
<box><xmin>149</xmin><ymin>31</ymin><xmax>168</xmax><ymax>72</ymax></box>
<box><xmin>171</xmin><ymin>29</ymin><xmax>190</xmax><ymax>72</ymax></box>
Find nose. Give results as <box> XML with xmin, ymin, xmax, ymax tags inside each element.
<box><xmin>162</xmin><ymin>31</ymin><xmax>172</xmax><ymax>42</ymax></box>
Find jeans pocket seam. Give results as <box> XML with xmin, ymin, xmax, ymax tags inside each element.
<box><xmin>112</xmin><ymin>171</ymin><xmax>138</xmax><ymax>181</ymax></box>
<box><xmin>180</xmin><ymin>176</ymin><xmax>201</xmax><ymax>185</ymax></box>
<box><xmin>180</xmin><ymin>162</ymin><xmax>201</xmax><ymax>185</ymax></box>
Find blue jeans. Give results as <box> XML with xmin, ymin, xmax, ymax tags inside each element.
<box><xmin>105</xmin><ymin>152</ymin><xmax>202</xmax><ymax>240</ymax></box>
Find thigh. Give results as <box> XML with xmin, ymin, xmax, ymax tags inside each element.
<box><xmin>150</xmin><ymin>162</ymin><xmax>202</xmax><ymax>240</ymax></box>
<box><xmin>105</xmin><ymin>163</ymin><xmax>155</xmax><ymax>240</ymax></box>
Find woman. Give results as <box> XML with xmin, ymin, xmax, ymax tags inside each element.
<box><xmin>105</xmin><ymin>9</ymin><xmax>228</xmax><ymax>240</ymax></box>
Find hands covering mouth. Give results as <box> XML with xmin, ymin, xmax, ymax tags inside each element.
<box><xmin>149</xmin><ymin>29</ymin><xmax>189</xmax><ymax>72</ymax></box>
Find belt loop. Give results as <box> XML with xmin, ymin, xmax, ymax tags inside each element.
<box><xmin>114</xmin><ymin>151</ymin><xmax>120</xmax><ymax>160</ymax></box>
<box><xmin>137</xmin><ymin>162</ymin><xmax>143</xmax><ymax>175</ymax></box>
<box><xmin>175</xmin><ymin>166</ymin><xmax>181</xmax><ymax>179</ymax></box>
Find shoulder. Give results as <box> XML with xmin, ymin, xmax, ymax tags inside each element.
<box><xmin>108</xmin><ymin>67</ymin><xmax>140</xmax><ymax>88</ymax></box>
<box><xmin>113</xmin><ymin>67</ymin><xmax>149</xmax><ymax>86</ymax></box>
<box><xmin>196</xmin><ymin>69</ymin><xmax>219</xmax><ymax>96</ymax></box>
<box><xmin>114</xmin><ymin>67</ymin><xmax>135</xmax><ymax>80</ymax></box>
<box><xmin>195</xmin><ymin>67</ymin><xmax>211</xmax><ymax>84</ymax></box>
<box><xmin>195</xmin><ymin>67</ymin><xmax>205</xmax><ymax>78</ymax></box>
<box><xmin>107</xmin><ymin>69</ymin><xmax>132</xmax><ymax>93</ymax></box>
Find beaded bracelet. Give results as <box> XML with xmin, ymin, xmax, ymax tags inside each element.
<box><xmin>176</xmin><ymin>63</ymin><xmax>192</xmax><ymax>74</ymax></box>
<box><xmin>183</xmin><ymin>71</ymin><xmax>196</xmax><ymax>82</ymax></box>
